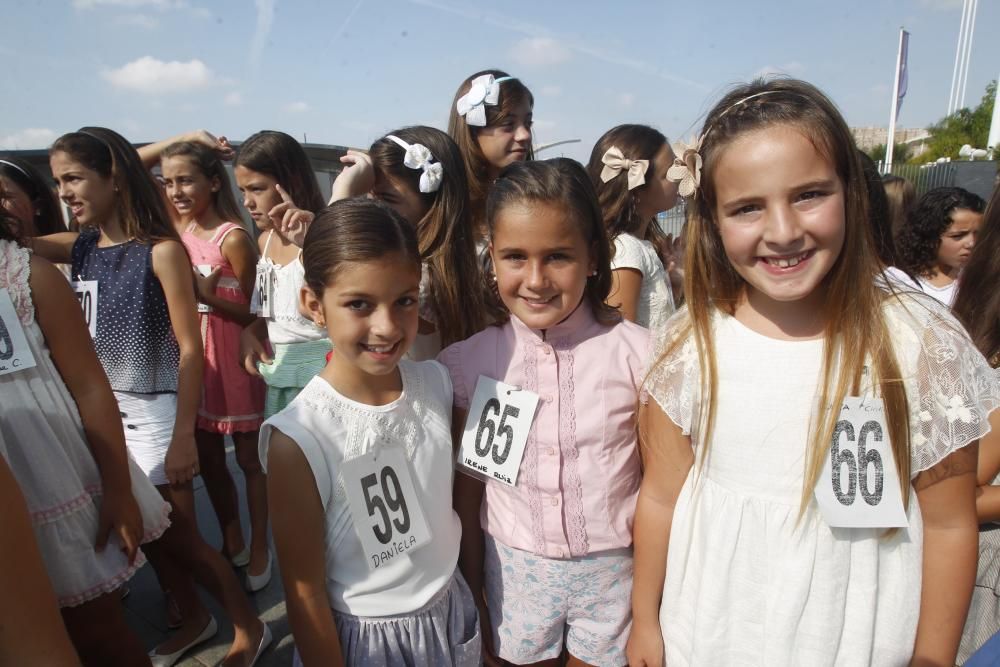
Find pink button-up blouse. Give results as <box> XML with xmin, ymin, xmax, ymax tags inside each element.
<box><xmin>438</xmin><ymin>305</ymin><xmax>648</xmax><ymax>559</ymax></box>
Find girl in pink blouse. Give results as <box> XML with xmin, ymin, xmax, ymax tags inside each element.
<box><xmin>439</xmin><ymin>158</ymin><xmax>648</xmax><ymax>667</ymax></box>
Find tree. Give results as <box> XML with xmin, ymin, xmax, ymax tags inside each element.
<box><xmin>920</xmin><ymin>79</ymin><xmax>996</xmax><ymax>163</ymax></box>
<box><xmin>867</xmin><ymin>142</ymin><xmax>913</xmax><ymax>164</ymax></box>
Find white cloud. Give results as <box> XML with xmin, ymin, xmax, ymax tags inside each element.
<box><xmin>250</xmin><ymin>0</ymin><xmax>277</xmax><ymax>68</ymax></box>
<box><xmin>539</xmin><ymin>85</ymin><xmax>562</xmax><ymax>97</ymax></box>
<box><xmin>754</xmin><ymin>62</ymin><xmax>806</xmax><ymax>79</ymax></box>
<box><xmin>224</xmin><ymin>92</ymin><xmax>244</xmax><ymax>106</ymax></box>
<box><xmin>510</xmin><ymin>37</ymin><xmax>572</xmax><ymax>67</ymax></box>
<box><xmin>102</xmin><ymin>56</ymin><xmax>215</xmax><ymax>94</ymax></box>
<box><xmin>0</xmin><ymin>128</ymin><xmax>57</xmax><ymax>150</ymax></box>
<box><xmin>283</xmin><ymin>101</ymin><xmax>310</xmax><ymax>113</ymax></box>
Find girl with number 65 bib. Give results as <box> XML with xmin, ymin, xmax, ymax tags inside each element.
<box><xmin>627</xmin><ymin>79</ymin><xmax>1000</xmax><ymax>667</ymax></box>
<box><xmin>261</xmin><ymin>198</ymin><xmax>481</xmax><ymax>666</ymax></box>
<box><xmin>439</xmin><ymin>159</ymin><xmax>649</xmax><ymax>667</ymax></box>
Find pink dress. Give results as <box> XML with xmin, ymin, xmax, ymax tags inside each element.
<box><xmin>181</xmin><ymin>222</ymin><xmax>265</xmax><ymax>434</ymax></box>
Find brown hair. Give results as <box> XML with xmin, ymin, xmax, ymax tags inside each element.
<box><xmin>649</xmin><ymin>78</ymin><xmax>911</xmax><ymax>513</ymax></box>
<box><xmin>586</xmin><ymin>124</ymin><xmax>670</xmax><ymax>247</ymax></box>
<box><xmin>50</xmin><ymin>127</ymin><xmax>178</xmax><ymax>244</ymax></box>
<box><xmin>952</xmin><ymin>185</ymin><xmax>1000</xmax><ymax>365</ymax></box>
<box><xmin>302</xmin><ymin>198</ymin><xmax>420</xmax><ymax>297</ymax></box>
<box><xmin>882</xmin><ymin>175</ymin><xmax>915</xmax><ymax>240</ymax></box>
<box><xmin>486</xmin><ymin>158</ymin><xmax>619</xmax><ymax>326</ymax></box>
<box><xmin>161</xmin><ymin>141</ymin><xmax>245</xmax><ymax>224</ymax></box>
<box><xmin>369</xmin><ymin>126</ymin><xmax>502</xmax><ymax>345</ymax></box>
<box><xmin>0</xmin><ymin>155</ymin><xmax>64</xmax><ymax>236</ymax></box>
<box><xmin>447</xmin><ymin>69</ymin><xmax>534</xmax><ymax>228</ymax></box>
<box><xmin>235</xmin><ymin>131</ymin><xmax>325</xmax><ymax>213</ymax></box>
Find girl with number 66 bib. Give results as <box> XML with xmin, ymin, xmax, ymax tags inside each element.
<box><xmin>627</xmin><ymin>79</ymin><xmax>1000</xmax><ymax>667</ymax></box>
<box><xmin>261</xmin><ymin>198</ymin><xmax>481</xmax><ymax>666</ymax></box>
<box><xmin>439</xmin><ymin>159</ymin><xmax>649</xmax><ymax>667</ymax></box>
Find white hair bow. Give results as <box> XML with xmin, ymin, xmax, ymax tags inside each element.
<box><xmin>599</xmin><ymin>146</ymin><xmax>649</xmax><ymax>190</ymax></box>
<box><xmin>385</xmin><ymin>135</ymin><xmax>443</xmax><ymax>194</ymax></box>
<box><xmin>455</xmin><ymin>74</ymin><xmax>515</xmax><ymax>127</ymax></box>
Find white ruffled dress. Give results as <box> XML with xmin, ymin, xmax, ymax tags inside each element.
<box><xmin>0</xmin><ymin>240</ymin><xmax>171</xmax><ymax>607</ymax></box>
<box><xmin>645</xmin><ymin>292</ymin><xmax>1000</xmax><ymax>666</ymax></box>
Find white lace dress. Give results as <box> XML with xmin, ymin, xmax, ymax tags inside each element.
<box><xmin>0</xmin><ymin>240</ymin><xmax>171</xmax><ymax>607</ymax></box>
<box><xmin>645</xmin><ymin>293</ymin><xmax>1000</xmax><ymax>665</ymax></box>
<box><xmin>610</xmin><ymin>233</ymin><xmax>674</xmax><ymax>330</ymax></box>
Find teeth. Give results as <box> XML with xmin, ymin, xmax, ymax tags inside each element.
<box><xmin>764</xmin><ymin>252</ymin><xmax>809</xmax><ymax>268</ymax></box>
<box><xmin>363</xmin><ymin>343</ymin><xmax>394</xmax><ymax>353</ymax></box>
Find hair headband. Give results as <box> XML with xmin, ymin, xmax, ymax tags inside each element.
<box><xmin>455</xmin><ymin>74</ymin><xmax>516</xmax><ymax>127</ymax></box>
<box><xmin>666</xmin><ymin>90</ymin><xmax>799</xmax><ymax>198</ymax></box>
<box><xmin>599</xmin><ymin>146</ymin><xmax>648</xmax><ymax>190</ymax></box>
<box><xmin>384</xmin><ymin>135</ymin><xmax>443</xmax><ymax>194</ymax></box>
<box><xmin>0</xmin><ymin>159</ymin><xmax>31</xmax><ymax>181</ymax></box>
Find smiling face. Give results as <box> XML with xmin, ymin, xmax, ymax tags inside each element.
<box><xmin>712</xmin><ymin>125</ymin><xmax>846</xmax><ymax>314</ymax></box>
<box><xmin>162</xmin><ymin>155</ymin><xmax>218</xmax><ymax>221</ymax></box>
<box><xmin>475</xmin><ymin>99</ymin><xmax>533</xmax><ymax>176</ymax></box>
<box><xmin>371</xmin><ymin>171</ymin><xmax>430</xmax><ymax>227</ymax></box>
<box><xmin>234</xmin><ymin>165</ymin><xmax>282</xmax><ymax>231</ymax></box>
<box><xmin>302</xmin><ymin>253</ymin><xmax>421</xmax><ymax>381</ymax></box>
<box><xmin>50</xmin><ymin>150</ymin><xmax>117</xmax><ymax>227</ymax></box>
<box><xmin>936</xmin><ymin>207</ymin><xmax>981</xmax><ymax>274</ymax></box>
<box><xmin>490</xmin><ymin>200</ymin><xmax>595</xmax><ymax>330</ymax></box>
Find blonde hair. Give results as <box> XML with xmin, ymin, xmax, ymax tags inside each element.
<box><xmin>650</xmin><ymin>79</ymin><xmax>911</xmax><ymax>515</ymax></box>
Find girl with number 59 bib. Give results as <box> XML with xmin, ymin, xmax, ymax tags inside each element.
<box><xmin>261</xmin><ymin>198</ymin><xmax>481</xmax><ymax>666</ymax></box>
<box><xmin>439</xmin><ymin>159</ymin><xmax>649</xmax><ymax>667</ymax></box>
<box><xmin>627</xmin><ymin>79</ymin><xmax>1000</xmax><ymax>667</ymax></box>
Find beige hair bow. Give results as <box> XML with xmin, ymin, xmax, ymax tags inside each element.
<box><xmin>600</xmin><ymin>146</ymin><xmax>648</xmax><ymax>190</ymax></box>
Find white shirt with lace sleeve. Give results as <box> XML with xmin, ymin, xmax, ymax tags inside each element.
<box><xmin>610</xmin><ymin>233</ymin><xmax>675</xmax><ymax>330</ymax></box>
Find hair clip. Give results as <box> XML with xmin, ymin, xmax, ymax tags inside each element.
<box><xmin>0</xmin><ymin>159</ymin><xmax>31</xmax><ymax>180</ymax></box>
<box><xmin>599</xmin><ymin>146</ymin><xmax>648</xmax><ymax>190</ymax></box>
<box><xmin>456</xmin><ymin>74</ymin><xmax>515</xmax><ymax>127</ymax></box>
<box><xmin>384</xmin><ymin>135</ymin><xmax>443</xmax><ymax>193</ymax></box>
<box><xmin>666</xmin><ymin>135</ymin><xmax>703</xmax><ymax>198</ymax></box>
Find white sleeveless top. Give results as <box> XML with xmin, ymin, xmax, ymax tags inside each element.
<box><xmin>250</xmin><ymin>231</ymin><xmax>326</xmax><ymax>345</ymax></box>
<box><xmin>610</xmin><ymin>233</ymin><xmax>675</xmax><ymax>330</ymax></box>
<box><xmin>259</xmin><ymin>359</ymin><xmax>461</xmax><ymax>616</ymax></box>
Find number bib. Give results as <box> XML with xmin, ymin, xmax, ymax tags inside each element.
<box><xmin>195</xmin><ymin>265</ymin><xmax>213</xmax><ymax>314</ymax></box>
<box><xmin>253</xmin><ymin>264</ymin><xmax>273</xmax><ymax>319</ymax></box>
<box><xmin>70</xmin><ymin>280</ymin><xmax>99</xmax><ymax>339</ymax></box>
<box><xmin>457</xmin><ymin>375</ymin><xmax>540</xmax><ymax>487</ymax></box>
<box><xmin>0</xmin><ymin>288</ymin><xmax>37</xmax><ymax>376</ymax></box>
<box><xmin>342</xmin><ymin>445</ymin><xmax>432</xmax><ymax>571</ymax></box>
<box><xmin>814</xmin><ymin>397</ymin><xmax>908</xmax><ymax>528</ymax></box>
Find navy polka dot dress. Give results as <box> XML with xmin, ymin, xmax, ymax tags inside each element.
<box><xmin>71</xmin><ymin>229</ymin><xmax>179</xmax><ymax>393</ymax></box>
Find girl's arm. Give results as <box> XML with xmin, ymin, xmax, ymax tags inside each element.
<box><xmin>240</xmin><ymin>318</ymin><xmax>272</xmax><ymax>377</ymax></box>
<box><xmin>30</xmin><ymin>232</ymin><xmax>80</xmax><ymax>266</ymax></box>
<box><xmin>137</xmin><ymin>130</ymin><xmax>234</xmax><ymax>169</ymax></box>
<box><xmin>911</xmin><ymin>443</ymin><xmax>979</xmax><ymax>666</ymax></box>
<box><xmin>0</xmin><ymin>457</ymin><xmax>81</xmax><ymax>666</ymax></box>
<box><xmin>267</xmin><ymin>429</ymin><xmax>345</xmax><ymax>666</ymax></box>
<box><xmin>608</xmin><ymin>268</ymin><xmax>643</xmax><ymax>324</ymax></box>
<box><xmin>151</xmin><ymin>239</ymin><xmax>204</xmax><ymax>485</ymax></box>
<box><xmin>974</xmin><ymin>410</ymin><xmax>1000</xmax><ymax>521</ymax></box>
<box><xmin>626</xmin><ymin>399</ymin><xmax>694</xmax><ymax>667</ymax></box>
<box><xmin>196</xmin><ymin>229</ymin><xmax>259</xmax><ymax>326</ymax></box>
<box><xmin>329</xmin><ymin>151</ymin><xmax>375</xmax><ymax>204</ymax></box>
<box><xmin>31</xmin><ymin>256</ymin><xmax>143</xmax><ymax>561</ymax></box>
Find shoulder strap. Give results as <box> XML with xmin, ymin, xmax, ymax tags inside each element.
<box><xmin>212</xmin><ymin>222</ymin><xmax>245</xmax><ymax>247</ymax></box>
<box><xmin>261</xmin><ymin>229</ymin><xmax>275</xmax><ymax>256</ymax></box>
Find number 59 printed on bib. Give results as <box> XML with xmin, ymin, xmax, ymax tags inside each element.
<box><xmin>814</xmin><ymin>397</ymin><xmax>908</xmax><ymax>528</ymax></box>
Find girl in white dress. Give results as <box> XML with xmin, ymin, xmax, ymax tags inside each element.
<box><xmin>627</xmin><ymin>79</ymin><xmax>1000</xmax><ymax>667</ymax></box>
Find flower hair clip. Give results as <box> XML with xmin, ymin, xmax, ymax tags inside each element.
<box><xmin>599</xmin><ymin>146</ymin><xmax>648</xmax><ymax>190</ymax></box>
<box><xmin>455</xmin><ymin>74</ymin><xmax>515</xmax><ymax>127</ymax></box>
<box><xmin>385</xmin><ymin>135</ymin><xmax>443</xmax><ymax>194</ymax></box>
<box><xmin>667</xmin><ymin>135</ymin><xmax>704</xmax><ymax>198</ymax></box>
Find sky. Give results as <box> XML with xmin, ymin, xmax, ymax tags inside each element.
<box><xmin>1</xmin><ymin>0</ymin><xmax>998</xmax><ymax>163</ymax></box>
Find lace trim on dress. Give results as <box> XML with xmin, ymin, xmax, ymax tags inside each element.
<box><xmin>0</xmin><ymin>240</ymin><xmax>34</xmax><ymax>325</ymax></box>
<box><xmin>554</xmin><ymin>339</ymin><xmax>588</xmax><ymax>556</ymax></box>
<box><xmin>643</xmin><ymin>309</ymin><xmax>699</xmax><ymax>436</ymax></box>
<box><xmin>520</xmin><ymin>340</ymin><xmax>546</xmax><ymax>555</ymax></box>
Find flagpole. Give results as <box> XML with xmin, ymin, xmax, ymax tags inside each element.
<box><xmin>949</xmin><ymin>0</ymin><xmax>970</xmax><ymax>114</ymax></box>
<box><xmin>885</xmin><ymin>27</ymin><xmax>905</xmax><ymax>174</ymax></box>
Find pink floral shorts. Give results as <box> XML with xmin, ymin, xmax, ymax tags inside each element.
<box><xmin>483</xmin><ymin>535</ymin><xmax>633</xmax><ymax>666</ymax></box>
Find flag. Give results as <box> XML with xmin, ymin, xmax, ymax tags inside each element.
<box><xmin>895</xmin><ymin>30</ymin><xmax>910</xmax><ymax>121</ymax></box>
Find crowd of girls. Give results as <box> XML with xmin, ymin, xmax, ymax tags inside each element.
<box><xmin>0</xmin><ymin>68</ymin><xmax>998</xmax><ymax>667</ymax></box>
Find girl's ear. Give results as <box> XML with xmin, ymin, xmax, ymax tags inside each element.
<box><xmin>299</xmin><ymin>286</ymin><xmax>326</xmax><ymax>328</ymax></box>
<box><xmin>210</xmin><ymin>175</ymin><xmax>221</xmax><ymax>193</ymax></box>
<box><xmin>589</xmin><ymin>241</ymin><xmax>598</xmax><ymax>276</ymax></box>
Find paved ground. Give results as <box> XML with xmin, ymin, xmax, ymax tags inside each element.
<box><xmin>122</xmin><ymin>440</ymin><xmax>293</xmax><ymax>666</ymax></box>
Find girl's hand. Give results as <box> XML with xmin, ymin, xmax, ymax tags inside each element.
<box><xmin>193</xmin><ymin>266</ymin><xmax>221</xmax><ymax>303</ymax></box>
<box><xmin>626</xmin><ymin>617</ymin><xmax>665</xmax><ymax>667</ymax></box>
<box><xmin>95</xmin><ymin>487</ymin><xmax>143</xmax><ymax>565</ymax></box>
<box><xmin>164</xmin><ymin>433</ymin><xmax>199</xmax><ymax>485</ymax></box>
<box><xmin>330</xmin><ymin>150</ymin><xmax>375</xmax><ymax>202</ymax></box>
<box><xmin>240</xmin><ymin>322</ymin><xmax>272</xmax><ymax>377</ymax></box>
<box><xmin>185</xmin><ymin>130</ymin><xmax>235</xmax><ymax>161</ymax></box>
<box><xmin>659</xmin><ymin>232</ymin><xmax>685</xmax><ymax>295</ymax></box>
<box><xmin>270</xmin><ymin>184</ymin><xmax>314</xmax><ymax>247</ymax></box>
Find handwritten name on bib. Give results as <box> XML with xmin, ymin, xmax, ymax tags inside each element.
<box><xmin>458</xmin><ymin>375</ymin><xmax>540</xmax><ymax>487</ymax></box>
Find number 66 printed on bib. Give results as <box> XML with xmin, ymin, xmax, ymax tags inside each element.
<box><xmin>814</xmin><ymin>397</ymin><xmax>908</xmax><ymax>528</ymax></box>
<box><xmin>458</xmin><ymin>375</ymin><xmax>540</xmax><ymax>487</ymax></box>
